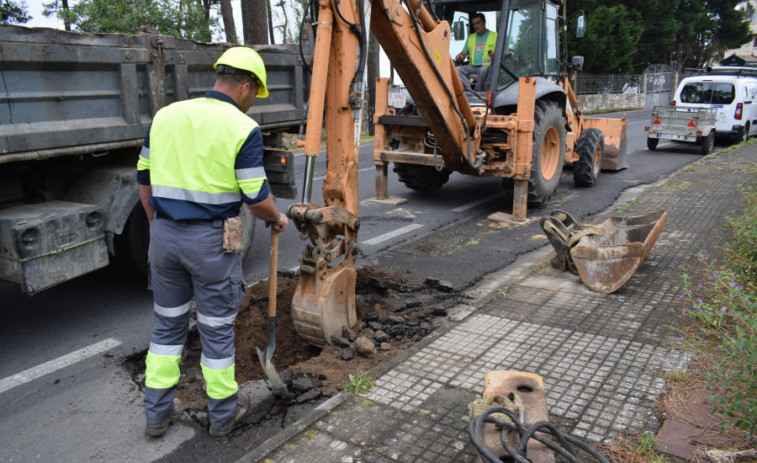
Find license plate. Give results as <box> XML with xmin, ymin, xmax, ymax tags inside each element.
<box><xmin>658</xmin><ymin>133</ymin><xmax>687</xmax><ymax>141</ymax></box>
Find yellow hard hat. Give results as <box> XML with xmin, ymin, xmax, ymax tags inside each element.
<box><xmin>214</xmin><ymin>47</ymin><xmax>269</xmax><ymax>98</ymax></box>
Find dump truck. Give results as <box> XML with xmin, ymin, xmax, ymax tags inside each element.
<box><xmin>0</xmin><ymin>25</ymin><xmax>301</xmax><ymax>294</ymax></box>
<box><xmin>286</xmin><ymin>0</ymin><xmax>630</xmax><ymax>345</ymax></box>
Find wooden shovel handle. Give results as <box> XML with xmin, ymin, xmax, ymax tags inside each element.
<box><xmin>268</xmin><ymin>230</ymin><xmax>279</xmax><ymax>317</ymax></box>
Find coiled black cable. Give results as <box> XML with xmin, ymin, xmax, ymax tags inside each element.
<box><xmin>468</xmin><ymin>406</ymin><xmax>611</xmax><ymax>463</ymax></box>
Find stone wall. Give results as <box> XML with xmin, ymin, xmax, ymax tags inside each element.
<box><xmin>576</xmin><ymin>93</ymin><xmax>646</xmax><ymax>112</ymax></box>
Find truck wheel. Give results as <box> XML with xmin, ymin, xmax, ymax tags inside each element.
<box><xmin>527</xmin><ymin>100</ymin><xmax>566</xmax><ymax>205</ymax></box>
<box><xmin>114</xmin><ymin>203</ymin><xmax>150</xmax><ymax>277</ymax></box>
<box><xmin>700</xmin><ymin>130</ymin><xmax>715</xmax><ymax>155</ymax></box>
<box><xmin>573</xmin><ymin>128</ymin><xmax>604</xmax><ymax>187</ymax></box>
<box><xmin>647</xmin><ymin>138</ymin><xmax>659</xmax><ymax>150</ymax></box>
<box><xmin>393</xmin><ymin>163</ymin><xmax>451</xmax><ymax>193</ymax></box>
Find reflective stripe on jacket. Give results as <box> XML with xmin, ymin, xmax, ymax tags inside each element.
<box><xmin>467</xmin><ymin>31</ymin><xmax>497</xmax><ymax>67</ymax></box>
<box><xmin>141</xmin><ymin>96</ymin><xmax>267</xmax><ymax>218</ymax></box>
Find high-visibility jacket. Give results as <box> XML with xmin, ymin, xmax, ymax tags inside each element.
<box><xmin>137</xmin><ymin>93</ymin><xmax>268</xmax><ymax>220</ymax></box>
<box><xmin>467</xmin><ymin>31</ymin><xmax>497</xmax><ymax>67</ymax></box>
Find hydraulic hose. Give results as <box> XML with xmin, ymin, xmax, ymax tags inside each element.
<box><xmin>468</xmin><ymin>406</ymin><xmax>611</xmax><ymax>463</ymax></box>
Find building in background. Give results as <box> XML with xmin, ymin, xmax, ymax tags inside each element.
<box><xmin>722</xmin><ymin>1</ymin><xmax>757</xmax><ymax>65</ymax></box>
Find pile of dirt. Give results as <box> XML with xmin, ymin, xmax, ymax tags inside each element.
<box><xmin>169</xmin><ymin>266</ymin><xmax>462</xmax><ymax>409</ymax></box>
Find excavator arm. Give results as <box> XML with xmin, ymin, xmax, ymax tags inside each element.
<box><xmin>287</xmin><ymin>0</ymin><xmax>548</xmax><ymax>346</ymax></box>
<box><xmin>287</xmin><ymin>0</ymin><xmax>487</xmax><ymax>346</ymax></box>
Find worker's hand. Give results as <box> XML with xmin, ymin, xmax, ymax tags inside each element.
<box><xmin>268</xmin><ymin>212</ymin><xmax>288</xmax><ymax>234</ymax></box>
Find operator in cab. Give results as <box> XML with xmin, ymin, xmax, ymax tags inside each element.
<box><xmin>454</xmin><ymin>13</ymin><xmax>497</xmax><ymax>92</ymax></box>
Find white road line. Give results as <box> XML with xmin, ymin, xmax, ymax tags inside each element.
<box><xmin>452</xmin><ymin>192</ymin><xmax>504</xmax><ymax>213</ymax></box>
<box><xmin>313</xmin><ymin>166</ymin><xmax>373</xmax><ymax>182</ymax></box>
<box><xmin>362</xmin><ymin>223</ymin><xmax>423</xmax><ymax>246</ymax></box>
<box><xmin>0</xmin><ymin>337</ymin><xmax>122</xmax><ymax>394</ymax></box>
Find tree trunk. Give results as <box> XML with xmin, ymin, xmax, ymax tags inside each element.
<box><xmin>242</xmin><ymin>0</ymin><xmax>269</xmax><ymax>44</ymax></box>
<box><xmin>267</xmin><ymin>0</ymin><xmax>276</xmax><ymax>44</ymax></box>
<box><xmin>220</xmin><ymin>0</ymin><xmax>238</xmax><ymax>43</ymax></box>
<box><xmin>62</xmin><ymin>0</ymin><xmax>71</xmax><ymax>31</ymax></box>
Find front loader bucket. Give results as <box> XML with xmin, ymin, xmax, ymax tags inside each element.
<box><xmin>585</xmin><ymin>116</ymin><xmax>629</xmax><ymax>171</ymax></box>
<box><xmin>291</xmin><ymin>263</ymin><xmax>357</xmax><ymax>347</ymax></box>
<box><xmin>541</xmin><ymin>210</ymin><xmax>666</xmax><ymax>294</ymax></box>
<box><xmin>571</xmin><ymin>211</ymin><xmax>667</xmax><ymax>294</ymax></box>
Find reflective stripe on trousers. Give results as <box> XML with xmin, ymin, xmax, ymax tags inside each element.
<box><xmin>145</xmin><ymin>216</ymin><xmax>246</xmax><ymax>428</ymax></box>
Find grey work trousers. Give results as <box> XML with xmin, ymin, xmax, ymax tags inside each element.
<box><xmin>456</xmin><ymin>65</ymin><xmax>492</xmax><ymax>91</ymax></box>
<box><xmin>144</xmin><ymin>215</ymin><xmax>245</xmax><ymax>429</ymax></box>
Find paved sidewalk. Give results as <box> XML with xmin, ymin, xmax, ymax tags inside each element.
<box><xmin>238</xmin><ymin>145</ymin><xmax>756</xmax><ymax>463</ymax></box>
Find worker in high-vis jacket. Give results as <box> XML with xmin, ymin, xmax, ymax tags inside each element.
<box><xmin>455</xmin><ymin>13</ymin><xmax>497</xmax><ymax>92</ymax></box>
<box><xmin>136</xmin><ymin>47</ymin><xmax>288</xmax><ymax>438</ymax></box>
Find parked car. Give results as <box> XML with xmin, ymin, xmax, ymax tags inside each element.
<box><xmin>672</xmin><ymin>71</ymin><xmax>757</xmax><ymax>143</ymax></box>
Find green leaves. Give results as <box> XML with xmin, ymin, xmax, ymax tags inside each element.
<box><xmin>567</xmin><ymin>0</ymin><xmax>753</xmax><ymax>72</ymax></box>
<box><xmin>343</xmin><ymin>371</ymin><xmax>374</xmax><ymax>394</ymax></box>
<box><xmin>46</xmin><ymin>0</ymin><xmax>217</xmax><ymax>41</ymax></box>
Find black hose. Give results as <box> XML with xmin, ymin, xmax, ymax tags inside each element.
<box><xmin>468</xmin><ymin>406</ymin><xmax>611</xmax><ymax>463</ymax></box>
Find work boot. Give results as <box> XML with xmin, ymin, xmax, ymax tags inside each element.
<box><xmin>209</xmin><ymin>390</ymin><xmax>250</xmax><ymax>437</ymax></box>
<box><xmin>145</xmin><ymin>398</ymin><xmax>183</xmax><ymax>437</ymax></box>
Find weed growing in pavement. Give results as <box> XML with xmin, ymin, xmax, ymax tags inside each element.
<box><xmin>617</xmin><ymin>195</ymin><xmax>644</xmax><ymax>212</ymax></box>
<box><xmin>343</xmin><ymin>371</ymin><xmax>374</xmax><ymax>394</ymax></box>
<box><xmin>677</xmin><ymin>186</ymin><xmax>756</xmax><ymax>440</ymax></box>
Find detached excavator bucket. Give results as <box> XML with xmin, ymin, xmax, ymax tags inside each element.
<box><xmin>584</xmin><ymin>116</ymin><xmax>629</xmax><ymax>171</ymax></box>
<box><xmin>541</xmin><ymin>210</ymin><xmax>667</xmax><ymax>294</ymax></box>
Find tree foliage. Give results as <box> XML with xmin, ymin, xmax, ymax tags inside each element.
<box><xmin>566</xmin><ymin>0</ymin><xmax>753</xmax><ymax>72</ymax></box>
<box><xmin>1</xmin><ymin>0</ymin><xmax>31</xmax><ymax>24</ymax></box>
<box><xmin>46</xmin><ymin>0</ymin><xmax>217</xmax><ymax>41</ymax></box>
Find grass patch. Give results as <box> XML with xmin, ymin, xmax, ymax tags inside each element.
<box><xmin>343</xmin><ymin>371</ymin><xmax>374</xmax><ymax>394</ymax></box>
<box><xmin>676</xmin><ymin>186</ymin><xmax>756</xmax><ymax>440</ymax></box>
<box><xmin>598</xmin><ymin>432</ymin><xmax>667</xmax><ymax>462</ymax></box>
<box><xmin>661</xmin><ymin>180</ymin><xmax>691</xmax><ymax>190</ymax></box>
<box><xmin>617</xmin><ymin>195</ymin><xmax>644</xmax><ymax>212</ymax></box>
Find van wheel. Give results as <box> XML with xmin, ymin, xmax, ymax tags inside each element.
<box><xmin>700</xmin><ymin>131</ymin><xmax>715</xmax><ymax>155</ymax></box>
<box><xmin>647</xmin><ymin>138</ymin><xmax>659</xmax><ymax>150</ymax></box>
<box><xmin>573</xmin><ymin>129</ymin><xmax>604</xmax><ymax>187</ymax></box>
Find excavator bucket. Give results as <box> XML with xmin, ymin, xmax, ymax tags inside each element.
<box><xmin>291</xmin><ymin>266</ymin><xmax>356</xmax><ymax>347</ymax></box>
<box><xmin>541</xmin><ymin>210</ymin><xmax>667</xmax><ymax>294</ymax></box>
<box><xmin>584</xmin><ymin>116</ymin><xmax>629</xmax><ymax>171</ymax></box>
<box><xmin>288</xmin><ymin>204</ymin><xmax>360</xmax><ymax>346</ymax></box>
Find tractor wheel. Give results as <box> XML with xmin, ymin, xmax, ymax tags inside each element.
<box><xmin>647</xmin><ymin>138</ymin><xmax>659</xmax><ymax>151</ymax></box>
<box><xmin>573</xmin><ymin>128</ymin><xmax>604</xmax><ymax>187</ymax></box>
<box><xmin>700</xmin><ymin>130</ymin><xmax>715</xmax><ymax>155</ymax></box>
<box><xmin>527</xmin><ymin>100</ymin><xmax>566</xmax><ymax>205</ymax></box>
<box><xmin>393</xmin><ymin>163</ymin><xmax>451</xmax><ymax>193</ymax></box>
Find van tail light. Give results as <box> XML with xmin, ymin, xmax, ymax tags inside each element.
<box><xmin>670</xmin><ymin>100</ymin><xmax>676</xmax><ymax>106</ymax></box>
<box><xmin>735</xmin><ymin>103</ymin><xmax>743</xmax><ymax>120</ymax></box>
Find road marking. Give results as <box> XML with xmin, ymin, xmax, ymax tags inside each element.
<box><xmin>452</xmin><ymin>193</ymin><xmax>504</xmax><ymax>213</ymax></box>
<box><xmin>313</xmin><ymin>167</ymin><xmax>373</xmax><ymax>182</ymax></box>
<box><xmin>0</xmin><ymin>337</ymin><xmax>122</xmax><ymax>394</ymax></box>
<box><xmin>362</xmin><ymin>223</ymin><xmax>423</xmax><ymax>246</ymax></box>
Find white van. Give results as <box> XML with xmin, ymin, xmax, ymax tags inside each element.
<box><xmin>673</xmin><ymin>70</ymin><xmax>757</xmax><ymax>143</ymax></box>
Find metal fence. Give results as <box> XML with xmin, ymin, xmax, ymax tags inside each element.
<box><xmin>575</xmin><ymin>73</ymin><xmax>644</xmax><ymax>94</ymax></box>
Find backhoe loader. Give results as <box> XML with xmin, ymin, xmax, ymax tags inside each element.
<box><xmin>287</xmin><ymin>0</ymin><xmax>629</xmax><ymax>346</ymax></box>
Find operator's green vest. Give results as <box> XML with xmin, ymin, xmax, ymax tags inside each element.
<box><xmin>147</xmin><ymin>97</ymin><xmax>263</xmax><ymax>204</ymax></box>
<box><xmin>468</xmin><ymin>31</ymin><xmax>497</xmax><ymax>67</ymax></box>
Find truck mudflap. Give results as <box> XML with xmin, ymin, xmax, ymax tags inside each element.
<box><xmin>540</xmin><ymin>210</ymin><xmax>667</xmax><ymax>294</ymax></box>
<box><xmin>584</xmin><ymin>116</ymin><xmax>629</xmax><ymax>171</ymax></box>
<box><xmin>0</xmin><ymin>201</ymin><xmax>109</xmax><ymax>294</ymax></box>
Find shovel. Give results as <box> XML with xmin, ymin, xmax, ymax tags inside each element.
<box><xmin>256</xmin><ymin>229</ymin><xmax>291</xmax><ymax>398</ymax></box>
